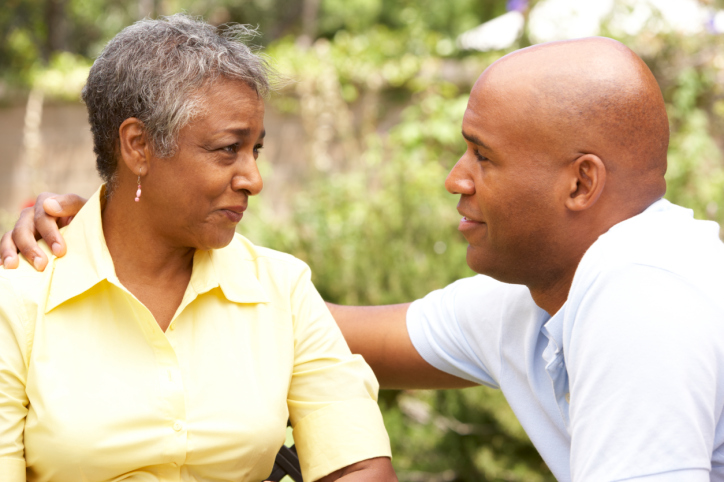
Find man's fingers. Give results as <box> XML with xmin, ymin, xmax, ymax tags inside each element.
<box><xmin>0</xmin><ymin>231</ymin><xmax>19</xmax><ymax>269</ymax></box>
<box><xmin>35</xmin><ymin>215</ymin><xmax>65</xmax><ymax>257</ymax></box>
<box><xmin>12</xmin><ymin>207</ymin><xmax>48</xmax><ymax>272</ymax></box>
<box><xmin>42</xmin><ymin>193</ymin><xmax>87</xmax><ymax>222</ymax></box>
<box><xmin>2</xmin><ymin>193</ymin><xmax>85</xmax><ymax>271</ymax></box>
<box><xmin>34</xmin><ymin>197</ymin><xmax>65</xmax><ymax>258</ymax></box>
<box><xmin>34</xmin><ymin>193</ymin><xmax>85</xmax><ymax>259</ymax></box>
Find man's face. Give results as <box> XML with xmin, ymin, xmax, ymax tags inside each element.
<box><xmin>445</xmin><ymin>76</ymin><xmax>569</xmax><ymax>285</ymax></box>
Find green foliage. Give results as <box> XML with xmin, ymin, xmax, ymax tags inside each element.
<box><xmin>379</xmin><ymin>388</ymin><xmax>555</xmax><ymax>481</ymax></box>
<box><xmin>662</xmin><ymin>62</ymin><xmax>724</xmax><ymax>229</ymax></box>
<box><xmin>31</xmin><ymin>51</ymin><xmax>91</xmax><ymax>101</ymax></box>
<box><xmin>241</xmin><ymin>90</ymin><xmax>474</xmax><ymax>305</ymax></box>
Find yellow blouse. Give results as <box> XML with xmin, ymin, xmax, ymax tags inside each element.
<box><xmin>0</xmin><ymin>187</ymin><xmax>390</xmax><ymax>482</ymax></box>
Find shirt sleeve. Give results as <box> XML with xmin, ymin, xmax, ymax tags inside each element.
<box><xmin>0</xmin><ymin>277</ymin><xmax>31</xmax><ymax>480</ymax></box>
<box><xmin>406</xmin><ymin>275</ymin><xmax>532</xmax><ymax>388</ymax></box>
<box><xmin>285</xmin><ymin>263</ymin><xmax>391</xmax><ymax>482</ymax></box>
<box><xmin>566</xmin><ymin>264</ymin><xmax>721</xmax><ymax>482</ymax></box>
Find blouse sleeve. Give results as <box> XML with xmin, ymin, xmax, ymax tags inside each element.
<box><xmin>0</xmin><ymin>276</ymin><xmax>31</xmax><ymax>480</ymax></box>
<box><xmin>285</xmin><ymin>263</ymin><xmax>391</xmax><ymax>482</ymax></box>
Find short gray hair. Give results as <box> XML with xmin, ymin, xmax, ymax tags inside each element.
<box><xmin>82</xmin><ymin>14</ymin><xmax>273</xmax><ymax>185</ymax></box>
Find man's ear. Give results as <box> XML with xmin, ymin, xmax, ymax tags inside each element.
<box><xmin>565</xmin><ymin>154</ymin><xmax>606</xmax><ymax>212</ymax></box>
<box><xmin>118</xmin><ymin>118</ymin><xmax>150</xmax><ymax>176</ymax></box>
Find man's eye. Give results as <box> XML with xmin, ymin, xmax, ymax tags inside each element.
<box><xmin>474</xmin><ymin>150</ymin><xmax>488</xmax><ymax>162</ymax></box>
<box><xmin>254</xmin><ymin>144</ymin><xmax>264</xmax><ymax>156</ymax></box>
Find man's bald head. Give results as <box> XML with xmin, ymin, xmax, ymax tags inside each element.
<box><xmin>447</xmin><ymin>38</ymin><xmax>670</xmax><ymax>312</ymax></box>
<box><xmin>473</xmin><ymin>37</ymin><xmax>669</xmax><ymax>206</ymax></box>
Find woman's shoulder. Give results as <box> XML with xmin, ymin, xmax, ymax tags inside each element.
<box><xmin>222</xmin><ymin>233</ymin><xmax>312</xmax><ymax>278</ymax></box>
<box><xmin>0</xmin><ymin>240</ymin><xmax>53</xmax><ymax>303</ymax></box>
<box><xmin>0</xmin><ymin>243</ymin><xmax>50</xmax><ymax>346</ymax></box>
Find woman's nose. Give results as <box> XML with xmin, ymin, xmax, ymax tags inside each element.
<box><xmin>232</xmin><ymin>159</ymin><xmax>263</xmax><ymax>196</ymax></box>
<box><xmin>445</xmin><ymin>158</ymin><xmax>475</xmax><ymax>195</ymax></box>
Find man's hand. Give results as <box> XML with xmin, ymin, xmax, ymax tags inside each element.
<box><xmin>0</xmin><ymin>192</ymin><xmax>87</xmax><ymax>270</ymax></box>
<box><xmin>328</xmin><ymin>303</ymin><xmax>478</xmax><ymax>390</ymax></box>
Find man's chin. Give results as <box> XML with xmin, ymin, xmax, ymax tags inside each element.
<box><xmin>465</xmin><ymin>245</ymin><xmax>509</xmax><ymax>281</ymax></box>
<box><xmin>466</xmin><ymin>245</ymin><xmax>494</xmax><ymax>275</ymax></box>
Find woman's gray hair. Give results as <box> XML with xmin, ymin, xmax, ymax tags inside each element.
<box><xmin>82</xmin><ymin>14</ymin><xmax>273</xmax><ymax>185</ymax></box>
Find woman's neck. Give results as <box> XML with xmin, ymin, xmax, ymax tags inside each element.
<box><xmin>101</xmin><ymin>187</ymin><xmax>194</xmax><ymax>331</ymax></box>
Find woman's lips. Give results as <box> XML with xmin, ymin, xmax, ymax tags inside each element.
<box><xmin>221</xmin><ymin>209</ymin><xmax>244</xmax><ymax>223</ymax></box>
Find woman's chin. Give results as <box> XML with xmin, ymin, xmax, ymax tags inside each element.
<box><xmin>196</xmin><ymin>228</ymin><xmax>237</xmax><ymax>251</ymax></box>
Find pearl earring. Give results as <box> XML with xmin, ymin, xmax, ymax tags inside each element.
<box><xmin>135</xmin><ymin>173</ymin><xmax>142</xmax><ymax>202</ymax></box>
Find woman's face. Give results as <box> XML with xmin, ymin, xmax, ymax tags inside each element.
<box><xmin>143</xmin><ymin>79</ymin><xmax>265</xmax><ymax>250</ymax></box>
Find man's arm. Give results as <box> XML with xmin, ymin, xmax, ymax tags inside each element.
<box><xmin>328</xmin><ymin>303</ymin><xmax>477</xmax><ymax>390</ymax></box>
<box><xmin>1</xmin><ymin>192</ymin><xmax>478</xmax><ymax>391</ymax></box>
<box><xmin>0</xmin><ymin>192</ymin><xmax>86</xmax><ymax>270</ymax></box>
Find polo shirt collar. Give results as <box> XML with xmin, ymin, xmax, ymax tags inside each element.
<box><xmin>188</xmin><ymin>244</ymin><xmax>270</xmax><ymax>304</ymax></box>
<box><xmin>46</xmin><ymin>185</ymin><xmax>269</xmax><ymax>313</ymax></box>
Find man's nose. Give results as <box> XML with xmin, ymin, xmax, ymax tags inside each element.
<box><xmin>445</xmin><ymin>157</ymin><xmax>475</xmax><ymax>195</ymax></box>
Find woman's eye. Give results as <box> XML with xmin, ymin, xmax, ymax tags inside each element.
<box><xmin>253</xmin><ymin>144</ymin><xmax>264</xmax><ymax>156</ymax></box>
<box><xmin>222</xmin><ymin>143</ymin><xmax>240</xmax><ymax>154</ymax></box>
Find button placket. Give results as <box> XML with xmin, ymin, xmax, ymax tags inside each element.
<box><xmin>152</xmin><ymin>333</ymin><xmax>188</xmax><ymax>466</ymax></box>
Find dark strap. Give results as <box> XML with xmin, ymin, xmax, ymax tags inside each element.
<box><xmin>266</xmin><ymin>444</ymin><xmax>303</xmax><ymax>482</ymax></box>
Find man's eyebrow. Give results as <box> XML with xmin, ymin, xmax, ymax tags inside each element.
<box><xmin>259</xmin><ymin>129</ymin><xmax>266</xmax><ymax>140</ymax></box>
<box><xmin>462</xmin><ymin>130</ymin><xmax>493</xmax><ymax>151</ymax></box>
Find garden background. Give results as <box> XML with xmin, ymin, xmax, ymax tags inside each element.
<box><xmin>2</xmin><ymin>0</ymin><xmax>724</xmax><ymax>480</ymax></box>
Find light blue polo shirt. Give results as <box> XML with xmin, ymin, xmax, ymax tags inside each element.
<box><xmin>407</xmin><ymin>199</ymin><xmax>724</xmax><ymax>481</ymax></box>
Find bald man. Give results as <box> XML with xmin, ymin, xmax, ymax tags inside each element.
<box><xmin>4</xmin><ymin>38</ymin><xmax>724</xmax><ymax>481</ymax></box>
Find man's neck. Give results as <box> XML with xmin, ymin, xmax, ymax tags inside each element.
<box><xmin>527</xmin><ymin>268</ymin><xmax>577</xmax><ymax>316</ymax></box>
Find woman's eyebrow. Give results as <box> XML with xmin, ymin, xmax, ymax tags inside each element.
<box><xmin>462</xmin><ymin>130</ymin><xmax>493</xmax><ymax>151</ymax></box>
<box><xmin>210</xmin><ymin>128</ymin><xmax>265</xmax><ymax>141</ymax></box>
<box><xmin>229</xmin><ymin>128</ymin><xmax>266</xmax><ymax>140</ymax></box>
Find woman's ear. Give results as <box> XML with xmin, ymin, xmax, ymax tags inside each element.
<box><xmin>118</xmin><ymin>118</ymin><xmax>150</xmax><ymax>176</ymax></box>
<box><xmin>565</xmin><ymin>154</ymin><xmax>606</xmax><ymax>212</ymax></box>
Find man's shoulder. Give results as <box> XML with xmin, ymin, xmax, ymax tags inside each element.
<box><xmin>412</xmin><ymin>274</ymin><xmax>540</xmax><ymax>331</ymax></box>
<box><xmin>565</xmin><ymin>201</ymin><xmax>724</xmax><ymax>331</ymax></box>
<box><xmin>576</xmin><ymin>200</ymin><xmax>724</xmax><ymax>290</ymax></box>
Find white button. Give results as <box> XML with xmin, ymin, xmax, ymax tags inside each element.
<box><xmin>173</xmin><ymin>421</ymin><xmax>183</xmax><ymax>431</ymax></box>
<box><xmin>565</xmin><ymin>393</ymin><xmax>571</xmax><ymax>403</ymax></box>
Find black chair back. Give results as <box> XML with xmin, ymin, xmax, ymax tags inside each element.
<box><xmin>266</xmin><ymin>444</ymin><xmax>303</xmax><ymax>482</ymax></box>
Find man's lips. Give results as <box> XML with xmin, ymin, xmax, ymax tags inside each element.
<box><xmin>458</xmin><ymin>215</ymin><xmax>486</xmax><ymax>232</ymax></box>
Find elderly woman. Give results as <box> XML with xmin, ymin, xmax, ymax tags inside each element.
<box><xmin>0</xmin><ymin>15</ymin><xmax>394</xmax><ymax>482</ymax></box>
